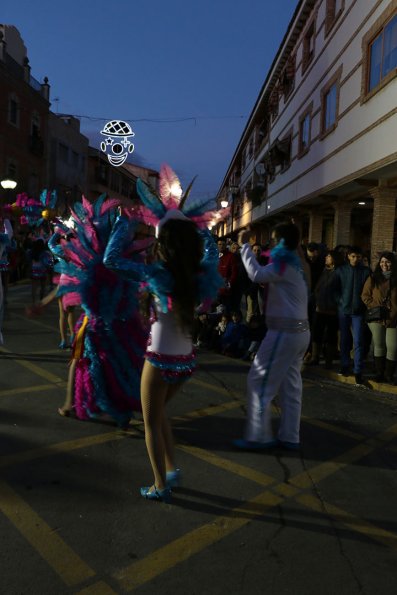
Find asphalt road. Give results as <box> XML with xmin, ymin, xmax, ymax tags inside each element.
<box><xmin>1</xmin><ymin>282</ymin><xmax>397</xmax><ymax>595</ymax></box>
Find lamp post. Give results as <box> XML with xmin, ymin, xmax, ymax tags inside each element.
<box><xmin>1</xmin><ymin>178</ymin><xmax>17</xmax><ymax>206</ymax></box>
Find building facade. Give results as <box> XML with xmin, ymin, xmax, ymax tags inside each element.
<box><xmin>86</xmin><ymin>147</ymin><xmax>158</xmax><ymax>207</ymax></box>
<box><xmin>47</xmin><ymin>114</ymin><xmax>89</xmax><ymax>215</ymax></box>
<box><xmin>217</xmin><ymin>0</ymin><xmax>397</xmax><ymax>263</ymax></box>
<box><xmin>0</xmin><ymin>24</ymin><xmax>50</xmax><ymax>201</ymax></box>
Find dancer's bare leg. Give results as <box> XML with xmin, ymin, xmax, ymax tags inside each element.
<box><xmin>163</xmin><ymin>383</ymin><xmax>183</xmax><ymax>472</ymax></box>
<box><xmin>67</xmin><ymin>307</ymin><xmax>76</xmax><ymax>338</ymax></box>
<box><xmin>140</xmin><ymin>360</ymin><xmax>169</xmax><ymax>490</ymax></box>
<box><xmin>58</xmin><ymin>359</ymin><xmax>77</xmax><ymax>415</ymax></box>
<box><xmin>58</xmin><ymin>299</ymin><xmax>66</xmax><ymax>343</ymax></box>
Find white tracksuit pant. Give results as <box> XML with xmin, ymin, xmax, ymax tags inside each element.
<box><xmin>244</xmin><ymin>328</ymin><xmax>310</xmax><ymax>444</ymax></box>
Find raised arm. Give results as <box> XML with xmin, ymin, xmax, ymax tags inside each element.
<box><xmin>103</xmin><ymin>215</ymin><xmax>147</xmax><ymax>282</ymax></box>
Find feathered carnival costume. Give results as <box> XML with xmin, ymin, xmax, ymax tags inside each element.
<box><xmin>104</xmin><ymin>164</ymin><xmax>226</xmax><ymax>381</ymax></box>
<box><xmin>49</xmin><ymin>195</ymin><xmax>150</xmax><ymax>426</ymax></box>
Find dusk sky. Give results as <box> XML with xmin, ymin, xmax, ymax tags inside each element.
<box><xmin>2</xmin><ymin>0</ymin><xmax>297</xmax><ymax>199</ymax></box>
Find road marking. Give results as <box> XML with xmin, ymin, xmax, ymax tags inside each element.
<box><xmin>177</xmin><ymin>444</ymin><xmax>275</xmax><ymax>487</ymax></box>
<box><xmin>300</xmin><ymin>415</ymin><xmax>364</xmax><ymax>440</ymax></box>
<box><xmin>0</xmin><ymin>480</ymin><xmax>96</xmax><ymax>586</ymax></box>
<box><xmin>114</xmin><ymin>489</ymin><xmax>284</xmax><ymax>592</ymax></box>
<box><xmin>0</xmin><ymin>431</ymin><xmax>128</xmax><ymax>469</ymax></box>
<box><xmin>172</xmin><ymin>399</ymin><xmax>242</xmax><ymax>423</ymax></box>
<box><xmin>0</xmin><ymin>347</ymin><xmax>64</xmax><ymax>384</ymax></box>
<box><xmin>75</xmin><ymin>580</ymin><xmax>119</xmax><ymax>594</ymax></box>
<box><xmin>13</xmin><ymin>312</ymin><xmax>59</xmax><ymax>333</ymax></box>
<box><xmin>113</xmin><ymin>422</ymin><xmax>397</xmax><ymax>591</ymax></box>
<box><xmin>296</xmin><ymin>493</ymin><xmax>397</xmax><ymax>550</ymax></box>
<box><xmin>0</xmin><ymin>383</ymin><xmax>66</xmax><ymax>398</ymax></box>
<box><xmin>189</xmin><ymin>377</ymin><xmax>238</xmax><ymax>397</ymax></box>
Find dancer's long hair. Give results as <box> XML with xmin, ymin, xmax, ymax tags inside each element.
<box><xmin>156</xmin><ymin>219</ymin><xmax>203</xmax><ymax>334</ymax></box>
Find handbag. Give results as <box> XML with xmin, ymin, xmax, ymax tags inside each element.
<box><xmin>365</xmin><ymin>305</ymin><xmax>389</xmax><ymax>322</ymax></box>
<box><xmin>365</xmin><ymin>277</ymin><xmax>392</xmax><ymax>322</ymax></box>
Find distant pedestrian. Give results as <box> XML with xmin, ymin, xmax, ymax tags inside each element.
<box><xmin>333</xmin><ymin>246</ymin><xmax>370</xmax><ymax>384</ymax></box>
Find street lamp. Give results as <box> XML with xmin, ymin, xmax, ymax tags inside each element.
<box><xmin>1</xmin><ymin>178</ymin><xmax>17</xmax><ymax>206</ymax></box>
<box><xmin>1</xmin><ymin>179</ymin><xmax>17</xmax><ymax>190</ymax></box>
<box><xmin>220</xmin><ymin>200</ymin><xmax>228</xmax><ymax>208</ymax></box>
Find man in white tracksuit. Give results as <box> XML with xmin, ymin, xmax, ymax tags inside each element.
<box><xmin>234</xmin><ymin>222</ymin><xmax>310</xmax><ymax>450</ymax></box>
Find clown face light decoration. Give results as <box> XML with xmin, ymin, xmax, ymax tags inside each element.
<box><xmin>100</xmin><ymin>120</ymin><xmax>135</xmax><ymax>166</ymax></box>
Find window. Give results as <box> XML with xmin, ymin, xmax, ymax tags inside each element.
<box><xmin>281</xmin><ymin>55</ymin><xmax>296</xmax><ymax>99</ymax></box>
<box><xmin>298</xmin><ymin>103</ymin><xmax>313</xmax><ymax>157</ymax></box>
<box><xmin>257</xmin><ymin>118</ymin><xmax>269</xmax><ymax>147</ymax></box>
<box><xmin>269</xmin><ymin>89</ymin><xmax>279</xmax><ymax>120</ymax></box>
<box><xmin>324</xmin><ymin>84</ymin><xmax>337</xmax><ymax>130</ymax></box>
<box><xmin>96</xmin><ymin>163</ymin><xmax>108</xmax><ymax>184</ymax></box>
<box><xmin>72</xmin><ymin>151</ymin><xmax>79</xmax><ymax>168</ymax></box>
<box><xmin>320</xmin><ymin>67</ymin><xmax>342</xmax><ymax>137</ymax></box>
<box><xmin>8</xmin><ymin>94</ymin><xmax>20</xmax><ymax>127</ymax></box>
<box><xmin>368</xmin><ymin>14</ymin><xmax>397</xmax><ymax>92</ymax></box>
<box><xmin>302</xmin><ymin>20</ymin><xmax>315</xmax><ymax>73</ymax></box>
<box><xmin>268</xmin><ymin>134</ymin><xmax>292</xmax><ymax>175</ymax></box>
<box><xmin>31</xmin><ymin>112</ymin><xmax>40</xmax><ymax>137</ymax></box>
<box><xmin>59</xmin><ymin>143</ymin><xmax>69</xmax><ymax>163</ymax></box>
<box><xmin>325</xmin><ymin>0</ymin><xmax>344</xmax><ymax>36</ymax></box>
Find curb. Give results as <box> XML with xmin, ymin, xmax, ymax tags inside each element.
<box><xmin>302</xmin><ymin>364</ymin><xmax>397</xmax><ymax>400</ymax></box>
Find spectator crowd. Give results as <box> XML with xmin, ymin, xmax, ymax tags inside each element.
<box><xmin>192</xmin><ymin>235</ymin><xmax>397</xmax><ymax>387</ymax></box>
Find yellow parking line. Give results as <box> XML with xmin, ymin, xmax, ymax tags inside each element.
<box><xmin>301</xmin><ymin>416</ymin><xmax>364</xmax><ymax>440</ymax></box>
<box><xmin>13</xmin><ymin>312</ymin><xmax>58</xmax><ymax>333</ymax></box>
<box><xmin>177</xmin><ymin>444</ymin><xmax>275</xmax><ymax>487</ymax></box>
<box><xmin>291</xmin><ymin>442</ymin><xmax>375</xmax><ymax>489</ymax></box>
<box><xmin>0</xmin><ymin>383</ymin><xmax>66</xmax><ymax>398</ymax></box>
<box><xmin>0</xmin><ymin>480</ymin><xmax>96</xmax><ymax>586</ymax></box>
<box><xmin>0</xmin><ymin>431</ymin><xmax>128</xmax><ymax>469</ymax></box>
<box><xmin>114</xmin><ymin>422</ymin><xmax>397</xmax><ymax>591</ymax></box>
<box><xmin>296</xmin><ymin>493</ymin><xmax>397</xmax><ymax>550</ymax></box>
<box><xmin>0</xmin><ymin>347</ymin><xmax>64</xmax><ymax>384</ymax></box>
<box><xmin>189</xmin><ymin>377</ymin><xmax>236</xmax><ymax>397</ymax></box>
<box><xmin>114</xmin><ymin>490</ymin><xmax>283</xmax><ymax>592</ymax></box>
<box><xmin>75</xmin><ymin>580</ymin><xmax>119</xmax><ymax>595</ymax></box>
<box><xmin>173</xmin><ymin>399</ymin><xmax>242</xmax><ymax>423</ymax></box>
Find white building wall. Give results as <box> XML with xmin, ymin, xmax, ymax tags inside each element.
<box><xmin>223</xmin><ymin>0</ymin><xmax>397</xmax><ymax>229</ymax></box>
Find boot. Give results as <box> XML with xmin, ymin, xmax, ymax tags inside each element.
<box><xmin>384</xmin><ymin>359</ymin><xmax>397</xmax><ymax>384</ymax></box>
<box><xmin>373</xmin><ymin>356</ymin><xmax>386</xmax><ymax>382</ymax></box>
<box><xmin>307</xmin><ymin>342</ymin><xmax>320</xmax><ymax>365</ymax></box>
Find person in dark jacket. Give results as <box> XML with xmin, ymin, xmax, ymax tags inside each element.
<box><xmin>307</xmin><ymin>249</ymin><xmax>342</xmax><ymax>368</ymax></box>
<box><xmin>303</xmin><ymin>241</ymin><xmax>325</xmax><ymax>362</ymax></box>
<box><xmin>333</xmin><ymin>246</ymin><xmax>370</xmax><ymax>384</ymax></box>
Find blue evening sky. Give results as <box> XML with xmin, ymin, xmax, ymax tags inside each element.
<box><xmin>2</xmin><ymin>0</ymin><xmax>297</xmax><ymax>199</ymax></box>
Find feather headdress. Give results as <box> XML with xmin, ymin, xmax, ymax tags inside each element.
<box><xmin>50</xmin><ymin>194</ymin><xmax>151</xmax><ymax>426</ymax></box>
<box><xmin>129</xmin><ymin>163</ymin><xmax>229</xmax><ymax>236</ymax></box>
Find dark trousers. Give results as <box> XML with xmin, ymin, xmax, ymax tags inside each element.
<box><xmin>339</xmin><ymin>314</ymin><xmax>365</xmax><ymax>374</ymax></box>
<box><xmin>312</xmin><ymin>311</ymin><xmax>338</xmax><ymax>350</ymax></box>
